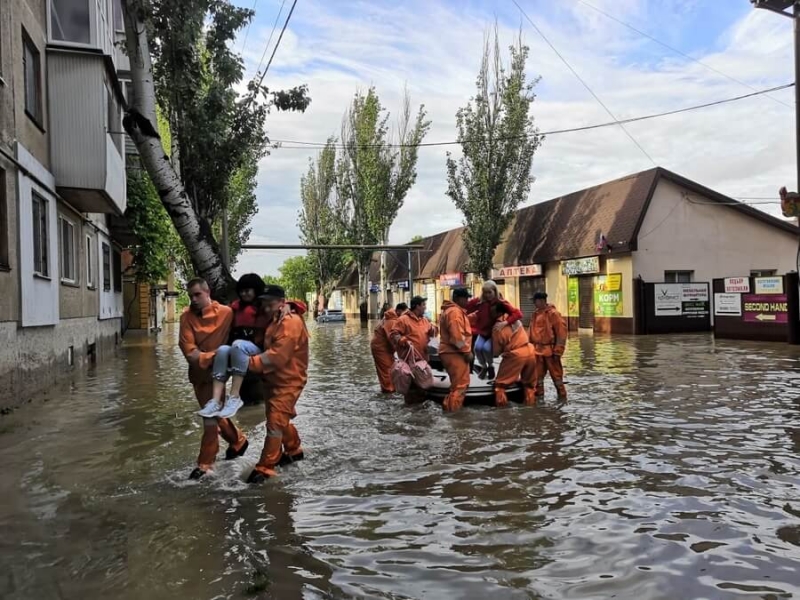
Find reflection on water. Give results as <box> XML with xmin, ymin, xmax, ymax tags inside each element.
<box><xmin>1</xmin><ymin>323</ymin><xmax>800</xmax><ymax>599</ymax></box>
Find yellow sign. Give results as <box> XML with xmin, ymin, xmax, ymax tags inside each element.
<box><xmin>607</xmin><ymin>273</ymin><xmax>622</xmax><ymax>292</ymax></box>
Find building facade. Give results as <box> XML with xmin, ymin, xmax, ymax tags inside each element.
<box><xmin>337</xmin><ymin>168</ymin><xmax>799</xmax><ymax>334</ymax></box>
<box><xmin>0</xmin><ymin>0</ymin><xmax>128</xmax><ymax>409</ymax></box>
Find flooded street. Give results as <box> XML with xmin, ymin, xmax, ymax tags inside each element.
<box><xmin>1</xmin><ymin>323</ymin><xmax>800</xmax><ymax>600</ymax></box>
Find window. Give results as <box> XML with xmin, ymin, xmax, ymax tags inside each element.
<box><xmin>50</xmin><ymin>0</ymin><xmax>91</xmax><ymax>45</ymax></box>
<box><xmin>751</xmin><ymin>270</ymin><xmax>777</xmax><ymax>277</ymax></box>
<box><xmin>22</xmin><ymin>30</ymin><xmax>42</xmax><ymax>125</ymax></box>
<box><xmin>113</xmin><ymin>0</ymin><xmax>124</xmax><ymax>31</ymax></box>
<box><xmin>32</xmin><ymin>192</ymin><xmax>49</xmax><ymax>277</ymax></box>
<box><xmin>58</xmin><ymin>215</ymin><xmax>77</xmax><ymax>283</ymax></box>
<box><xmin>0</xmin><ymin>168</ymin><xmax>8</xmax><ymax>267</ymax></box>
<box><xmin>664</xmin><ymin>271</ymin><xmax>693</xmax><ymax>283</ymax></box>
<box><xmin>102</xmin><ymin>242</ymin><xmax>111</xmax><ymax>291</ymax></box>
<box><xmin>112</xmin><ymin>248</ymin><xmax>122</xmax><ymax>292</ymax></box>
<box><xmin>86</xmin><ymin>235</ymin><xmax>95</xmax><ymax>288</ymax></box>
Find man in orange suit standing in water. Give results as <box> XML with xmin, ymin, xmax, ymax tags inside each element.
<box><xmin>529</xmin><ymin>291</ymin><xmax>568</xmax><ymax>402</ymax></box>
<box><xmin>246</xmin><ymin>284</ymin><xmax>309</xmax><ymax>484</ymax></box>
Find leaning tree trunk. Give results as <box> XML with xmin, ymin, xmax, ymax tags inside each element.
<box><xmin>379</xmin><ymin>249</ymin><xmax>387</xmax><ymax>311</ymax></box>
<box><xmin>120</xmin><ymin>0</ymin><xmax>234</xmax><ymax>301</ymax></box>
<box><xmin>358</xmin><ymin>261</ymin><xmax>370</xmax><ymax>322</ymax></box>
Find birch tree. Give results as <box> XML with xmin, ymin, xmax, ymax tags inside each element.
<box><xmin>298</xmin><ymin>139</ymin><xmax>351</xmax><ymax>317</ymax></box>
<box><xmin>120</xmin><ymin>0</ymin><xmax>309</xmax><ymax>299</ymax></box>
<box><xmin>336</xmin><ymin>87</ymin><xmax>430</xmax><ymax>314</ymax></box>
<box><xmin>446</xmin><ymin>28</ymin><xmax>542</xmax><ymax>278</ymax></box>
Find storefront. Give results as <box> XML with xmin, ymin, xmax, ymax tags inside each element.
<box><xmin>436</xmin><ymin>273</ymin><xmax>465</xmax><ymax>317</ymax></box>
<box><xmin>491</xmin><ymin>264</ymin><xmax>545</xmax><ymax>324</ymax></box>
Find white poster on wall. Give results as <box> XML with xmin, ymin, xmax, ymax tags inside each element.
<box><xmin>714</xmin><ymin>293</ymin><xmax>742</xmax><ymax>316</ymax></box>
<box><xmin>655</xmin><ymin>284</ymin><xmax>682</xmax><ymax>316</ymax></box>
<box><xmin>724</xmin><ymin>277</ymin><xmax>750</xmax><ymax>293</ymax></box>
<box><xmin>754</xmin><ymin>277</ymin><xmax>784</xmax><ymax>295</ymax></box>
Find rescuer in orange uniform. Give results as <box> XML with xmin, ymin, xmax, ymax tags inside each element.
<box><xmin>491</xmin><ymin>303</ymin><xmax>537</xmax><ymax>407</ymax></box>
<box><xmin>179</xmin><ymin>278</ymin><xmax>248</xmax><ymax>480</ymax></box>
<box><xmin>370</xmin><ymin>302</ymin><xmax>408</xmax><ymax>393</ymax></box>
<box><xmin>246</xmin><ymin>284</ymin><xmax>310</xmax><ymax>484</ymax></box>
<box><xmin>438</xmin><ymin>288</ymin><xmax>473</xmax><ymax>412</ymax></box>
<box><xmin>390</xmin><ymin>296</ymin><xmax>436</xmax><ymax>404</ymax></box>
<box><xmin>529</xmin><ymin>291</ymin><xmax>568</xmax><ymax>402</ymax></box>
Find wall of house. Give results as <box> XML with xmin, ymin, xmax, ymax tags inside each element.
<box><xmin>57</xmin><ymin>203</ymin><xmax>100</xmax><ymax>319</ymax></box>
<box><xmin>634</xmin><ymin>179</ymin><xmax>798</xmax><ymax>282</ymax></box>
<box><xmin>0</xmin><ymin>156</ymin><xmax>20</xmax><ymax>324</ymax></box>
<box><xmin>97</xmin><ymin>229</ymin><xmax>123</xmax><ymax>320</ymax></box>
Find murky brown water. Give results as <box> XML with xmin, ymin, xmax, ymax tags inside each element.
<box><xmin>1</xmin><ymin>323</ymin><xmax>800</xmax><ymax>600</ymax></box>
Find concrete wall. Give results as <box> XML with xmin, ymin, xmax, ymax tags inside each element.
<box><xmin>57</xmin><ymin>203</ymin><xmax>100</xmax><ymax>319</ymax></box>
<box><xmin>0</xmin><ymin>156</ymin><xmax>20</xmax><ymax>324</ymax></box>
<box><xmin>634</xmin><ymin>179</ymin><xmax>798</xmax><ymax>282</ymax></box>
<box><xmin>0</xmin><ymin>316</ymin><xmax>120</xmax><ymax>410</ymax></box>
<box><xmin>17</xmin><ymin>142</ymin><xmax>59</xmax><ymax>327</ymax></box>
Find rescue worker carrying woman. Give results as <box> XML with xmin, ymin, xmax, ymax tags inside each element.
<box><xmin>529</xmin><ymin>291</ymin><xmax>568</xmax><ymax>402</ymax></box>
<box><xmin>390</xmin><ymin>296</ymin><xmax>436</xmax><ymax>404</ymax></box>
<box><xmin>246</xmin><ymin>284</ymin><xmax>310</xmax><ymax>484</ymax></box>
<box><xmin>438</xmin><ymin>288</ymin><xmax>473</xmax><ymax>412</ymax></box>
<box><xmin>466</xmin><ymin>281</ymin><xmax>524</xmax><ymax>380</ymax></box>
<box><xmin>370</xmin><ymin>302</ymin><xmax>408</xmax><ymax>394</ymax></box>
<box><xmin>491</xmin><ymin>302</ymin><xmax>537</xmax><ymax>407</ymax></box>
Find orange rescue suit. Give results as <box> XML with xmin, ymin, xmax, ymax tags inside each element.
<box><xmin>248</xmin><ymin>312</ymin><xmax>309</xmax><ymax>477</ymax></box>
<box><xmin>438</xmin><ymin>300</ymin><xmax>472</xmax><ymax>412</ymax></box>
<box><xmin>371</xmin><ymin>309</ymin><xmax>399</xmax><ymax>393</ymax></box>
<box><xmin>179</xmin><ymin>302</ymin><xmax>247</xmax><ymax>471</ymax></box>
<box><xmin>391</xmin><ymin>312</ymin><xmax>435</xmax><ymax>404</ymax></box>
<box><xmin>492</xmin><ymin>320</ymin><xmax>536</xmax><ymax>406</ymax></box>
<box><xmin>529</xmin><ymin>304</ymin><xmax>568</xmax><ymax>401</ymax></box>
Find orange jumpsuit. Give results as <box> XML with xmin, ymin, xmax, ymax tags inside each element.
<box><xmin>371</xmin><ymin>309</ymin><xmax>399</xmax><ymax>393</ymax></box>
<box><xmin>529</xmin><ymin>304</ymin><xmax>568</xmax><ymax>401</ymax></box>
<box><xmin>248</xmin><ymin>312</ymin><xmax>309</xmax><ymax>477</ymax></box>
<box><xmin>390</xmin><ymin>312</ymin><xmax>435</xmax><ymax>405</ymax></box>
<box><xmin>179</xmin><ymin>302</ymin><xmax>248</xmax><ymax>471</ymax></box>
<box><xmin>492</xmin><ymin>320</ymin><xmax>536</xmax><ymax>407</ymax></box>
<box><xmin>438</xmin><ymin>301</ymin><xmax>472</xmax><ymax>412</ymax></box>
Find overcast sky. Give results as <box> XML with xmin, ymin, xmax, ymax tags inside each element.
<box><xmin>228</xmin><ymin>0</ymin><xmax>795</xmax><ymax>278</ymax></box>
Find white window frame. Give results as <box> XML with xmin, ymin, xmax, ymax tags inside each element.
<box><xmin>86</xmin><ymin>234</ymin><xmax>95</xmax><ymax>289</ymax></box>
<box><xmin>102</xmin><ymin>241</ymin><xmax>111</xmax><ymax>291</ymax></box>
<box><xmin>22</xmin><ymin>30</ymin><xmax>43</xmax><ymax>127</ymax></box>
<box><xmin>664</xmin><ymin>270</ymin><xmax>693</xmax><ymax>284</ymax></box>
<box><xmin>750</xmin><ymin>269</ymin><xmax>777</xmax><ymax>277</ymax></box>
<box><xmin>58</xmin><ymin>214</ymin><xmax>78</xmax><ymax>284</ymax></box>
<box><xmin>32</xmin><ymin>192</ymin><xmax>49</xmax><ymax>278</ymax></box>
<box><xmin>47</xmin><ymin>0</ymin><xmax>95</xmax><ymax>49</ymax></box>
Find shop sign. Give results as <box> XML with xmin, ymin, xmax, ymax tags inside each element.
<box><xmin>654</xmin><ymin>283</ymin><xmax>710</xmax><ymax>318</ymax></box>
<box><xmin>561</xmin><ymin>256</ymin><xmax>600</xmax><ymax>276</ymax></box>
<box><xmin>567</xmin><ymin>277</ymin><xmax>579</xmax><ymax>317</ymax></box>
<box><xmin>754</xmin><ymin>277</ymin><xmax>784</xmax><ymax>295</ymax></box>
<box><xmin>369</xmin><ymin>283</ymin><xmax>380</xmax><ymax>293</ymax></box>
<box><xmin>714</xmin><ymin>293</ymin><xmax>742</xmax><ymax>316</ymax></box>
<box><xmin>742</xmin><ymin>294</ymin><xmax>789</xmax><ymax>324</ymax></box>
<box><xmin>397</xmin><ymin>280</ymin><xmax>410</xmax><ymax>290</ymax></box>
<box><xmin>490</xmin><ymin>264</ymin><xmax>543</xmax><ymax>279</ymax></box>
<box><xmin>724</xmin><ymin>277</ymin><xmax>750</xmax><ymax>293</ymax></box>
<box><xmin>594</xmin><ymin>274</ymin><xmax>623</xmax><ymax>316</ymax></box>
<box><xmin>438</xmin><ymin>273</ymin><xmax>464</xmax><ymax>287</ymax></box>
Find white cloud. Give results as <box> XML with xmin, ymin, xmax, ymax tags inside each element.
<box><xmin>232</xmin><ymin>0</ymin><xmax>796</xmax><ymax>278</ymax></box>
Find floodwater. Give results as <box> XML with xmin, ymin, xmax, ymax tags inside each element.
<box><xmin>1</xmin><ymin>323</ymin><xmax>800</xmax><ymax>600</ymax></box>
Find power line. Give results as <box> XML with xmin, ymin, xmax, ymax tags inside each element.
<box><xmin>254</xmin><ymin>0</ymin><xmax>297</xmax><ymax>89</ymax></box>
<box><xmin>266</xmin><ymin>82</ymin><xmax>793</xmax><ymax>149</ymax></box>
<box><xmin>253</xmin><ymin>0</ymin><xmax>287</xmax><ymax>79</ymax></box>
<box><xmin>575</xmin><ymin>0</ymin><xmax>793</xmax><ymax>110</ymax></box>
<box><xmin>239</xmin><ymin>0</ymin><xmax>259</xmax><ymax>55</ymax></box>
<box><xmin>511</xmin><ymin>0</ymin><xmax>657</xmax><ymax>166</ymax></box>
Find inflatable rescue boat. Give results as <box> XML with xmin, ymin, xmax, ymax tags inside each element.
<box><xmin>425</xmin><ymin>338</ymin><xmax>522</xmax><ymax>405</ymax></box>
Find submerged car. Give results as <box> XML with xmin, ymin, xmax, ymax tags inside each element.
<box><xmin>317</xmin><ymin>309</ymin><xmax>346</xmax><ymax>323</ymax></box>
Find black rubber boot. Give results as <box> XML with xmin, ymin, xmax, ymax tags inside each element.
<box><xmin>487</xmin><ymin>366</ymin><xmax>496</xmax><ymax>381</ymax></box>
<box><xmin>225</xmin><ymin>439</ymin><xmax>249</xmax><ymax>461</ymax></box>
<box><xmin>477</xmin><ymin>366</ymin><xmax>488</xmax><ymax>380</ymax></box>
<box><xmin>188</xmin><ymin>467</ymin><xmax>206</xmax><ymax>480</ymax></box>
<box><xmin>246</xmin><ymin>470</ymin><xmax>270</xmax><ymax>484</ymax></box>
<box><xmin>278</xmin><ymin>452</ymin><xmax>305</xmax><ymax>467</ymax></box>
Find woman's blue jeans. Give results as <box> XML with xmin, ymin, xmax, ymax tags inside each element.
<box><xmin>212</xmin><ymin>339</ymin><xmax>260</xmax><ymax>382</ymax></box>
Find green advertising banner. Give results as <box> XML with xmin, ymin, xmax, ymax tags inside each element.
<box><xmin>594</xmin><ymin>274</ymin><xmax>624</xmax><ymax>317</ymax></box>
<box><xmin>568</xmin><ymin>278</ymin><xmax>579</xmax><ymax>317</ymax></box>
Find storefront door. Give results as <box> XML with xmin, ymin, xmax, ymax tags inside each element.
<box><xmin>578</xmin><ymin>276</ymin><xmax>595</xmax><ymax>329</ymax></box>
<box><xmin>519</xmin><ymin>277</ymin><xmax>546</xmax><ymax>326</ymax></box>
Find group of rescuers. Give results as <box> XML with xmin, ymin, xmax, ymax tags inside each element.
<box><xmin>371</xmin><ymin>280</ymin><xmax>568</xmax><ymax>412</ymax></box>
<box><xmin>178</xmin><ymin>274</ymin><xmax>566</xmax><ymax>483</ymax></box>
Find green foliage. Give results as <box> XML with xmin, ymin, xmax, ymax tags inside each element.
<box><xmin>446</xmin><ymin>28</ymin><xmax>542</xmax><ymax>277</ymax></box>
<box><xmin>410</xmin><ymin>235</ymin><xmax>424</xmax><ymax>243</ymax></box>
<box><xmin>262</xmin><ymin>274</ymin><xmax>281</xmax><ymax>287</ymax></box>
<box><xmin>298</xmin><ymin>138</ymin><xmax>352</xmax><ymax>306</ymax></box>
<box><xmin>278</xmin><ymin>256</ymin><xmax>315</xmax><ymax>300</ymax></box>
<box><xmin>336</xmin><ymin>87</ymin><xmax>430</xmax><ymax>296</ymax></box>
<box><xmin>147</xmin><ymin>0</ymin><xmax>310</xmax><ymax>267</ymax></box>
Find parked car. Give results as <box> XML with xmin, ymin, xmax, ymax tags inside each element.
<box><xmin>317</xmin><ymin>309</ymin><xmax>346</xmax><ymax>323</ymax></box>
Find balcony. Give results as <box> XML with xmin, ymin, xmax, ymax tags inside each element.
<box><xmin>46</xmin><ymin>48</ymin><xmax>126</xmax><ymax>215</ymax></box>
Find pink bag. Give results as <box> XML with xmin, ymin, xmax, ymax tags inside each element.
<box><xmin>391</xmin><ymin>356</ymin><xmax>414</xmax><ymax>394</ymax></box>
<box><xmin>408</xmin><ymin>346</ymin><xmax>434</xmax><ymax>390</ymax></box>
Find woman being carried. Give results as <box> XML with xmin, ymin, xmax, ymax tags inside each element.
<box><xmin>465</xmin><ymin>280</ymin><xmax>524</xmax><ymax>381</ymax></box>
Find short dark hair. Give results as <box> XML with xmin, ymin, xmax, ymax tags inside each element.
<box><xmin>410</xmin><ymin>296</ymin><xmax>427</xmax><ymax>309</ymax></box>
<box><xmin>452</xmin><ymin>287</ymin><xmax>472</xmax><ymax>300</ymax></box>
<box><xmin>395</xmin><ymin>302</ymin><xmax>408</xmax><ymax>312</ymax></box>
<box><xmin>532</xmin><ymin>291</ymin><xmax>548</xmax><ymax>301</ymax></box>
<box><xmin>186</xmin><ymin>278</ymin><xmax>209</xmax><ymax>291</ymax></box>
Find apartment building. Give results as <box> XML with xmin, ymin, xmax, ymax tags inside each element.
<box><xmin>0</xmin><ymin>0</ymin><xmax>129</xmax><ymax>409</ymax></box>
